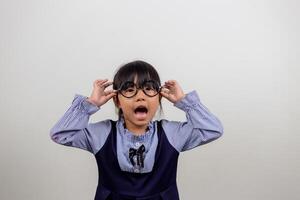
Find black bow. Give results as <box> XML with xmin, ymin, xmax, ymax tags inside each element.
<box><xmin>129</xmin><ymin>144</ymin><xmax>145</xmax><ymax>168</ymax></box>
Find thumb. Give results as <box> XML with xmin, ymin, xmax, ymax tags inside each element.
<box><xmin>104</xmin><ymin>90</ymin><xmax>117</xmax><ymax>100</ymax></box>
<box><xmin>159</xmin><ymin>90</ymin><xmax>169</xmax><ymax>99</ymax></box>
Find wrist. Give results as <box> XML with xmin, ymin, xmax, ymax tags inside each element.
<box><xmin>174</xmin><ymin>94</ymin><xmax>186</xmax><ymax>104</ymax></box>
<box><xmin>86</xmin><ymin>97</ymin><xmax>99</xmax><ymax>107</ymax></box>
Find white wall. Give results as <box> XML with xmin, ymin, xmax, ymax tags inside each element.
<box><xmin>0</xmin><ymin>0</ymin><xmax>299</xmax><ymax>199</ymax></box>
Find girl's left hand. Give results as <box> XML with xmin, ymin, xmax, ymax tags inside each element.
<box><xmin>160</xmin><ymin>80</ymin><xmax>186</xmax><ymax>103</ymax></box>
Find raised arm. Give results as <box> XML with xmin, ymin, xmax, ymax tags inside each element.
<box><xmin>49</xmin><ymin>94</ymin><xmax>111</xmax><ymax>154</ymax></box>
<box><xmin>160</xmin><ymin>80</ymin><xmax>223</xmax><ymax>152</ymax></box>
<box><xmin>49</xmin><ymin>79</ymin><xmax>117</xmax><ymax>154</ymax></box>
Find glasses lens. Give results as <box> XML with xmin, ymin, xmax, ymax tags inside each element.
<box><xmin>120</xmin><ymin>81</ymin><xmax>136</xmax><ymax>97</ymax></box>
<box><xmin>119</xmin><ymin>80</ymin><xmax>160</xmax><ymax>98</ymax></box>
<box><xmin>142</xmin><ymin>81</ymin><xmax>160</xmax><ymax>97</ymax></box>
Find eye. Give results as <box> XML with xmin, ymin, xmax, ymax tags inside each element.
<box><xmin>121</xmin><ymin>81</ymin><xmax>135</xmax><ymax>90</ymax></box>
<box><xmin>125</xmin><ymin>88</ymin><xmax>135</xmax><ymax>92</ymax></box>
<box><xmin>143</xmin><ymin>81</ymin><xmax>158</xmax><ymax>91</ymax></box>
<box><xmin>144</xmin><ymin>86</ymin><xmax>154</xmax><ymax>91</ymax></box>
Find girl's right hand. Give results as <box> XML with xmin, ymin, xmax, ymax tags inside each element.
<box><xmin>86</xmin><ymin>79</ymin><xmax>117</xmax><ymax>107</ymax></box>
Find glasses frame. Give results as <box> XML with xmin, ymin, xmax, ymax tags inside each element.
<box><xmin>117</xmin><ymin>80</ymin><xmax>162</xmax><ymax>98</ymax></box>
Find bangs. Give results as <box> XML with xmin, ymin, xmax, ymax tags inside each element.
<box><xmin>113</xmin><ymin>60</ymin><xmax>161</xmax><ymax>90</ymax></box>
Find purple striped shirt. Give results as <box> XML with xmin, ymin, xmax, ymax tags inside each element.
<box><xmin>50</xmin><ymin>90</ymin><xmax>223</xmax><ymax>173</ymax></box>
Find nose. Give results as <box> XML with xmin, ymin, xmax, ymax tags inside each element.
<box><xmin>135</xmin><ymin>88</ymin><xmax>146</xmax><ymax>101</ymax></box>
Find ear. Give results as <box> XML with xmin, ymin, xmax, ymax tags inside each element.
<box><xmin>113</xmin><ymin>96</ymin><xmax>120</xmax><ymax>108</ymax></box>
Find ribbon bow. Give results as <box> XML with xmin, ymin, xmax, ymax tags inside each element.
<box><xmin>129</xmin><ymin>144</ymin><xmax>145</xmax><ymax>168</ymax></box>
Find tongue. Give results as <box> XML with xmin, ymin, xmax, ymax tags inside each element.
<box><xmin>135</xmin><ymin>111</ymin><xmax>147</xmax><ymax>120</ymax></box>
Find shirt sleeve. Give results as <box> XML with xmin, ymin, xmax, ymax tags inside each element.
<box><xmin>49</xmin><ymin>94</ymin><xmax>111</xmax><ymax>155</ymax></box>
<box><xmin>161</xmin><ymin>90</ymin><xmax>224</xmax><ymax>152</ymax></box>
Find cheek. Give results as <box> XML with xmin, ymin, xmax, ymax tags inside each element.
<box><xmin>118</xmin><ymin>101</ymin><xmax>128</xmax><ymax>110</ymax></box>
<box><xmin>150</xmin><ymin>98</ymin><xmax>160</xmax><ymax>111</ymax></box>
<box><xmin>116</xmin><ymin>96</ymin><xmax>126</xmax><ymax>108</ymax></box>
<box><xmin>118</xmin><ymin>99</ymin><xmax>132</xmax><ymax>112</ymax></box>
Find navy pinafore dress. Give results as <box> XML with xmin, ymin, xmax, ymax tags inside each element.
<box><xmin>94</xmin><ymin>120</ymin><xmax>180</xmax><ymax>200</ymax></box>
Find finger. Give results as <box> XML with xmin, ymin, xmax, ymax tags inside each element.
<box><xmin>162</xmin><ymin>84</ymin><xmax>175</xmax><ymax>91</ymax></box>
<box><xmin>159</xmin><ymin>91</ymin><xmax>167</xmax><ymax>98</ymax></box>
<box><xmin>162</xmin><ymin>84</ymin><xmax>171</xmax><ymax>89</ymax></box>
<box><xmin>164</xmin><ymin>82</ymin><xmax>175</xmax><ymax>88</ymax></box>
<box><xmin>101</xmin><ymin>79</ymin><xmax>109</xmax><ymax>83</ymax></box>
<box><xmin>105</xmin><ymin>91</ymin><xmax>117</xmax><ymax>100</ymax></box>
<box><xmin>159</xmin><ymin>89</ymin><xmax>169</xmax><ymax>98</ymax></box>
<box><xmin>165</xmin><ymin>80</ymin><xmax>176</xmax><ymax>85</ymax></box>
<box><xmin>96</xmin><ymin>80</ymin><xmax>112</xmax><ymax>89</ymax></box>
<box><xmin>94</xmin><ymin>80</ymin><xmax>101</xmax><ymax>85</ymax></box>
<box><xmin>160</xmin><ymin>87</ymin><xmax>169</xmax><ymax>93</ymax></box>
<box><xmin>94</xmin><ymin>79</ymin><xmax>106</xmax><ymax>87</ymax></box>
<box><xmin>104</xmin><ymin>89</ymin><xmax>117</xmax><ymax>96</ymax></box>
<box><xmin>95</xmin><ymin>79</ymin><xmax>107</xmax><ymax>83</ymax></box>
<box><xmin>96</xmin><ymin>79</ymin><xmax>109</xmax><ymax>85</ymax></box>
<box><xmin>102</xmin><ymin>81</ymin><xmax>113</xmax><ymax>88</ymax></box>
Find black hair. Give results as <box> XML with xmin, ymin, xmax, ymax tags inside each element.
<box><xmin>113</xmin><ymin>60</ymin><xmax>163</xmax><ymax>119</ymax></box>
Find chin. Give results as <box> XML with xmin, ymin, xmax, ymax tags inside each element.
<box><xmin>135</xmin><ymin>120</ymin><xmax>148</xmax><ymax>125</ymax></box>
<box><xmin>134</xmin><ymin>119</ymin><xmax>150</xmax><ymax>126</ymax></box>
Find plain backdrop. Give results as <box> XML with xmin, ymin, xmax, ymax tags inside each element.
<box><xmin>0</xmin><ymin>0</ymin><xmax>299</xmax><ymax>199</ymax></box>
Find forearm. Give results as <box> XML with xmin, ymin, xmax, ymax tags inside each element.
<box><xmin>175</xmin><ymin>90</ymin><xmax>223</xmax><ymax>133</ymax></box>
<box><xmin>49</xmin><ymin>94</ymin><xmax>100</xmax><ymax>144</ymax></box>
<box><xmin>86</xmin><ymin>97</ymin><xmax>100</xmax><ymax>108</ymax></box>
<box><xmin>174</xmin><ymin>90</ymin><xmax>223</xmax><ymax>151</ymax></box>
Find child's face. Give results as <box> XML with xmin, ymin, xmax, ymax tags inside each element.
<box><xmin>115</xmin><ymin>77</ymin><xmax>160</xmax><ymax>133</ymax></box>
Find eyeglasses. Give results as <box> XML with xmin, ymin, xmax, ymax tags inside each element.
<box><xmin>117</xmin><ymin>80</ymin><xmax>161</xmax><ymax>98</ymax></box>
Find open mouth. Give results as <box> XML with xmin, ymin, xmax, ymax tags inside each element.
<box><xmin>134</xmin><ymin>106</ymin><xmax>148</xmax><ymax>114</ymax></box>
<box><xmin>134</xmin><ymin>106</ymin><xmax>148</xmax><ymax>120</ymax></box>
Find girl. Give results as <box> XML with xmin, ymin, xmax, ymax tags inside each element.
<box><xmin>50</xmin><ymin>60</ymin><xmax>223</xmax><ymax>200</ymax></box>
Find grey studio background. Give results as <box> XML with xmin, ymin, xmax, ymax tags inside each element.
<box><xmin>0</xmin><ymin>0</ymin><xmax>299</xmax><ymax>200</ymax></box>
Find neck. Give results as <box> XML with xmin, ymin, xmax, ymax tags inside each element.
<box><xmin>122</xmin><ymin>119</ymin><xmax>149</xmax><ymax>135</ymax></box>
<box><xmin>127</xmin><ymin>125</ymin><xmax>149</xmax><ymax>135</ymax></box>
<box><xmin>128</xmin><ymin>127</ymin><xmax>147</xmax><ymax>135</ymax></box>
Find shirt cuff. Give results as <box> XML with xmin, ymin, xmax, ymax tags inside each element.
<box><xmin>74</xmin><ymin>94</ymin><xmax>100</xmax><ymax>115</ymax></box>
<box><xmin>173</xmin><ymin>90</ymin><xmax>200</xmax><ymax>112</ymax></box>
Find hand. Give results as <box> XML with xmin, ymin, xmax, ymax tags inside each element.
<box><xmin>87</xmin><ymin>79</ymin><xmax>117</xmax><ymax>107</ymax></box>
<box><xmin>160</xmin><ymin>80</ymin><xmax>186</xmax><ymax>103</ymax></box>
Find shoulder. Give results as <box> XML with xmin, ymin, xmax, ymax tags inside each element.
<box><xmin>88</xmin><ymin>119</ymin><xmax>112</xmax><ymax>130</ymax></box>
<box><xmin>85</xmin><ymin>119</ymin><xmax>114</xmax><ymax>154</ymax></box>
<box><xmin>156</xmin><ymin>119</ymin><xmax>183</xmax><ymax>152</ymax></box>
<box><xmin>159</xmin><ymin>119</ymin><xmax>184</xmax><ymax>131</ymax></box>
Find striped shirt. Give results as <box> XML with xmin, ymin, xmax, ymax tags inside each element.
<box><xmin>50</xmin><ymin>90</ymin><xmax>223</xmax><ymax>173</ymax></box>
